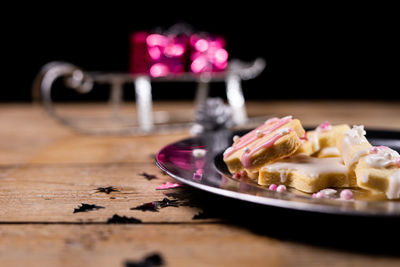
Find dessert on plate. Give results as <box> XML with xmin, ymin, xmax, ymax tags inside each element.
<box><xmin>223</xmin><ymin>116</ymin><xmax>305</xmax><ymax>175</ymax></box>
<box><xmin>223</xmin><ymin>116</ymin><xmax>400</xmax><ymax>199</ymax></box>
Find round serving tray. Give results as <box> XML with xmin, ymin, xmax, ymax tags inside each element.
<box><xmin>155</xmin><ymin>128</ymin><xmax>400</xmax><ymax>216</ymax></box>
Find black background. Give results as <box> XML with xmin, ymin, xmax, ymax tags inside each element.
<box><xmin>2</xmin><ymin>4</ymin><xmax>398</xmax><ymax>102</ymax></box>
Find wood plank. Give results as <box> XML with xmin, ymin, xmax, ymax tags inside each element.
<box><xmin>0</xmin><ymin>162</ymin><xmax>204</xmax><ymax>223</ymax></box>
<box><xmin>1</xmin><ymin>224</ymin><xmax>399</xmax><ymax>267</ymax></box>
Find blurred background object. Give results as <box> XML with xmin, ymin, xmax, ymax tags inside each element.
<box><xmin>1</xmin><ymin>5</ymin><xmax>398</xmax><ymax>102</ymax></box>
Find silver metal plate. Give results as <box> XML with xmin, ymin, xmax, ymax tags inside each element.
<box><xmin>155</xmin><ymin>129</ymin><xmax>400</xmax><ymax>216</ymax></box>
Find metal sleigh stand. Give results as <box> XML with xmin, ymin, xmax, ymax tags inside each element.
<box><xmin>32</xmin><ymin>58</ymin><xmax>266</xmax><ymax>135</ymax></box>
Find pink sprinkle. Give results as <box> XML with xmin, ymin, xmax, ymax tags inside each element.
<box><xmin>369</xmin><ymin>146</ymin><xmax>379</xmax><ymax>154</ymax></box>
<box><xmin>315</xmin><ymin>192</ymin><xmax>326</xmax><ymax>199</ymax></box>
<box><xmin>269</xmin><ymin>184</ymin><xmax>277</xmax><ymax>191</ymax></box>
<box><xmin>232</xmin><ymin>171</ymin><xmax>247</xmax><ymax>179</ymax></box>
<box><xmin>276</xmin><ymin>185</ymin><xmax>287</xmax><ymax>192</ymax></box>
<box><xmin>232</xmin><ymin>173</ymin><xmax>241</xmax><ymax>179</ymax></box>
<box><xmin>395</xmin><ymin>159</ymin><xmax>400</xmax><ymax>167</ymax></box>
<box><xmin>340</xmin><ymin>189</ymin><xmax>353</xmax><ymax>200</ymax></box>
<box><xmin>300</xmin><ymin>132</ymin><xmax>308</xmax><ymax>141</ymax></box>
<box><xmin>156</xmin><ymin>181</ymin><xmax>182</xmax><ymax>190</ymax></box>
<box><xmin>318</xmin><ymin>121</ymin><xmax>332</xmax><ymax>131</ymax></box>
<box><xmin>239</xmin><ymin>171</ymin><xmax>247</xmax><ymax>177</ymax></box>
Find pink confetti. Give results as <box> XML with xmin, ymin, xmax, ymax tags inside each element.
<box><xmin>156</xmin><ymin>181</ymin><xmax>182</xmax><ymax>190</ymax></box>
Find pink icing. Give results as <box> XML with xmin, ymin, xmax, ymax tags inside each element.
<box><xmin>240</xmin><ymin>129</ymin><xmax>293</xmax><ymax>168</ymax></box>
<box><xmin>223</xmin><ymin>116</ymin><xmax>292</xmax><ymax>159</ymax></box>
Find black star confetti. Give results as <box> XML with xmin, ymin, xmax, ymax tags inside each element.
<box><xmin>130</xmin><ymin>198</ymin><xmax>180</xmax><ymax>212</ymax></box>
<box><xmin>139</xmin><ymin>172</ymin><xmax>158</xmax><ymax>180</ymax></box>
<box><xmin>73</xmin><ymin>203</ymin><xmax>105</xmax><ymax>213</ymax></box>
<box><xmin>95</xmin><ymin>186</ymin><xmax>119</xmax><ymax>194</ymax></box>
<box><xmin>106</xmin><ymin>214</ymin><xmax>142</xmax><ymax>224</ymax></box>
<box><xmin>131</xmin><ymin>202</ymin><xmax>158</xmax><ymax>212</ymax></box>
<box><xmin>163</xmin><ymin>192</ymin><xmax>195</xmax><ymax>207</ymax></box>
<box><xmin>125</xmin><ymin>252</ymin><xmax>164</xmax><ymax>267</ymax></box>
<box><xmin>157</xmin><ymin>198</ymin><xmax>180</xmax><ymax>208</ymax></box>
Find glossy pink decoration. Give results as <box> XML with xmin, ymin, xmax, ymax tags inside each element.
<box><xmin>130</xmin><ymin>27</ymin><xmax>228</xmax><ymax>76</ymax></box>
<box><xmin>190</xmin><ymin>35</ymin><xmax>228</xmax><ymax>73</ymax></box>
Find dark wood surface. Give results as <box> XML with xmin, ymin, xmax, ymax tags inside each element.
<box><xmin>1</xmin><ymin>101</ymin><xmax>399</xmax><ymax>267</ymax></box>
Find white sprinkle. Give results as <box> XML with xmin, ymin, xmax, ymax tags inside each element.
<box><xmin>192</xmin><ymin>149</ymin><xmax>207</xmax><ymax>158</ymax></box>
<box><xmin>255</xmin><ymin>130</ymin><xmax>263</xmax><ymax>137</ymax></box>
<box><xmin>319</xmin><ymin>188</ymin><xmax>337</xmax><ymax>197</ymax></box>
<box><xmin>243</xmin><ymin>147</ymin><xmax>250</xmax><ymax>153</ymax></box>
<box><xmin>278</xmin><ymin>127</ymin><xmax>291</xmax><ymax>135</ymax></box>
<box><xmin>276</xmin><ymin>185</ymin><xmax>287</xmax><ymax>192</ymax></box>
<box><xmin>233</xmin><ymin>135</ymin><xmax>240</xmax><ymax>142</ymax></box>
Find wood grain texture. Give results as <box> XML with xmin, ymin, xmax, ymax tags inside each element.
<box><xmin>0</xmin><ymin>101</ymin><xmax>399</xmax><ymax>267</ymax></box>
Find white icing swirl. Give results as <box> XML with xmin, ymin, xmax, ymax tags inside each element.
<box><xmin>365</xmin><ymin>147</ymin><xmax>400</xmax><ymax>168</ymax></box>
<box><xmin>342</xmin><ymin>125</ymin><xmax>369</xmax><ymax>167</ymax></box>
<box><xmin>344</xmin><ymin>125</ymin><xmax>368</xmax><ymax>146</ymax></box>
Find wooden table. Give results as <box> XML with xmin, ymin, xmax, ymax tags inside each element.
<box><xmin>1</xmin><ymin>101</ymin><xmax>400</xmax><ymax>267</ymax></box>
